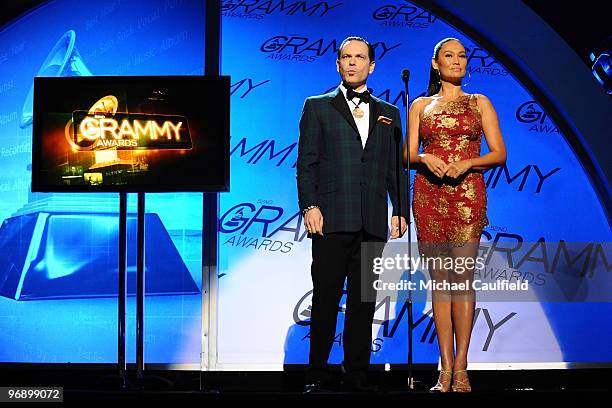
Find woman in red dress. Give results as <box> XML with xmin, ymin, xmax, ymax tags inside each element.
<box><xmin>404</xmin><ymin>38</ymin><xmax>506</xmax><ymax>392</ymax></box>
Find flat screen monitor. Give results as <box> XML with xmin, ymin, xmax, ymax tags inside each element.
<box><xmin>32</xmin><ymin>75</ymin><xmax>230</xmax><ymax>192</ymax></box>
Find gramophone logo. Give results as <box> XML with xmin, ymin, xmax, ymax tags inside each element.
<box><xmin>65</xmin><ymin>95</ymin><xmax>192</xmax><ymax>151</ymax></box>
<box><xmin>516</xmin><ymin>100</ymin><xmax>546</xmax><ymax>124</ymax></box>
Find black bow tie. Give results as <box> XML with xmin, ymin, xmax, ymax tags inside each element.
<box><xmin>346</xmin><ymin>88</ymin><xmax>370</xmax><ymax>104</ymax></box>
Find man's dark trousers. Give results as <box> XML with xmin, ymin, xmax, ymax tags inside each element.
<box><xmin>307</xmin><ymin>228</ymin><xmax>385</xmax><ymax>384</ymax></box>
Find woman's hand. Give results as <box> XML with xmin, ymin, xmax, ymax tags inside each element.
<box><xmin>444</xmin><ymin>159</ymin><xmax>472</xmax><ymax>179</ymax></box>
<box><xmin>419</xmin><ymin>153</ymin><xmax>447</xmax><ymax>178</ymax></box>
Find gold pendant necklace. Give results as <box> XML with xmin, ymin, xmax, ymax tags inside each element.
<box><xmin>352</xmin><ymin>106</ymin><xmax>364</xmax><ymax>118</ymax></box>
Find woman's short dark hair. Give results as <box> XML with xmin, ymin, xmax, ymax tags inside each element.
<box><xmin>337</xmin><ymin>36</ymin><xmax>375</xmax><ymax>62</ymax></box>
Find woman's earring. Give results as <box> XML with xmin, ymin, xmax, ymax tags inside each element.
<box><xmin>435</xmin><ymin>69</ymin><xmax>441</xmax><ymax>85</ymax></box>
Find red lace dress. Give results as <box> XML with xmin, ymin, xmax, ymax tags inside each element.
<box><xmin>412</xmin><ymin>94</ymin><xmax>488</xmax><ymax>244</ymax></box>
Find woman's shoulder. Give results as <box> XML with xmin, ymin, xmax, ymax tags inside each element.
<box><xmin>412</xmin><ymin>96</ymin><xmax>435</xmax><ymax>104</ymax></box>
<box><xmin>467</xmin><ymin>94</ymin><xmax>494</xmax><ymax>114</ymax></box>
<box><xmin>410</xmin><ymin>96</ymin><xmax>435</xmax><ymax>110</ymax></box>
<box><xmin>466</xmin><ymin>93</ymin><xmax>491</xmax><ymax>104</ymax></box>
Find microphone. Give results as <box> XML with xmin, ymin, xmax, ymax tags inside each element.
<box><xmin>402</xmin><ymin>69</ymin><xmax>410</xmax><ymax>83</ymax></box>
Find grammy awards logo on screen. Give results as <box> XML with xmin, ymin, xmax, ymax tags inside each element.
<box><xmin>221</xmin><ymin>0</ymin><xmax>343</xmax><ymax>19</ymax></box>
<box><xmin>465</xmin><ymin>46</ymin><xmax>509</xmax><ymax>77</ymax></box>
<box><xmin>33</xmin><ymin>75</ymin><xmax>228</xmax><ymax>191</ymax></box>
<box><xmin>65</xmin><ymin>95</ymin><xmax>192</xmax><ymax>151</ymax></box>
<box><xmin>260</xmin><ymin>36</ymin><xmax>401</xmax><ymax>62</ymax></box>
<box><xmin>372</xmin><ymin>3</ymin><xmax>437</xmax><ymax>29</ymax></box>
<box><xmin>515</xmin><ymin>100</ymin><xmax>560</xmax><ymax>134</ymax></box>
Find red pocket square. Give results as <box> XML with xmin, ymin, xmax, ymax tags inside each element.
<box><xmin>377</xmin><ymin>115</ymin><xmax>393</xmax><ymax>125</ymax></box>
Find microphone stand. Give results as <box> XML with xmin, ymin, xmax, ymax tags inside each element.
<box><xmin>401</xmin><ymin>69</ymin><xmax>419</xmax><ymax>390</ymax></box>
<box><xmin>392</xmin><ymin>125</ymin><xmax>407</xmax><ymax>381</ymax></box>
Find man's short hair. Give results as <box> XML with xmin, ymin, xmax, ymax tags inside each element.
<box><xmin>337</xmin><ymin>36</ymin><xmax>375</xmax><ymax>62</ymax></box>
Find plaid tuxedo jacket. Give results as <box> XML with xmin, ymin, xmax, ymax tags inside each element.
<box><xmin>297</xmin><ymin>87</ymin><xmax>409</xmax><ymax>240</ymax></box>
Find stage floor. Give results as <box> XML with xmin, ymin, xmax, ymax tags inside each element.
<box><xmin>0</xmin><ymin>367</ymin><xmax>609</xmax><ymax>401</ymax></box>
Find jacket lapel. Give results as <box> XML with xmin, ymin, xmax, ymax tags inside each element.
<box><xmin>368</xmin><ymin>97</ymin><xmax>380</xmax><ymax>136</ymax></box>
<box><xmin>362</xmin><ymin>97</ymin><xmax>381</xmax><ymax>153</ymax></box>
<box><xmin>330</xmin><ymin>87</ymin><xmax>360</xmax><ymax>135</ymax></box>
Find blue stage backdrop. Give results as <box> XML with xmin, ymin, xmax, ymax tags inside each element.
<box><xmin>0</xmin><ymin>0</ymin><xmax>610</xmax><ymax>368</ymax></box>
<box><xmin>0</xmin><ymin>0</ymin><xmax>205</xmax><ymax>364</ymax></box>
<box><xmin>217</xmin><ymin>0</ymin><xmax>611</xmax><ymax>369</ymax></box>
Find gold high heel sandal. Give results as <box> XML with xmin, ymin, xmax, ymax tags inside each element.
<box><xmin>451</xmin><ymin>369</ymin><xmax>472</xmax><ymax>392</ymax></box>
<box><xmin>429</xmin><ymin>370</ymin><xmax>452</xmax><ymax>392</ymax></box>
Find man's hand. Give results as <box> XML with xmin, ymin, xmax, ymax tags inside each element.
<box><xmin>304</xmin><ymin>207</ymin><xmax>324</xmax><ymax>236</ymax></box>
<box><xmin>390</xmin><ymin>216</ymin><xmax>407</xmax><ymax>239</ymax></box>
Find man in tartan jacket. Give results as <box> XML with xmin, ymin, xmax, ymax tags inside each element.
<box><xmin>297</xmin><ymin>36</ymin><xmax>408</xmax><ymax>392</ymax></box>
